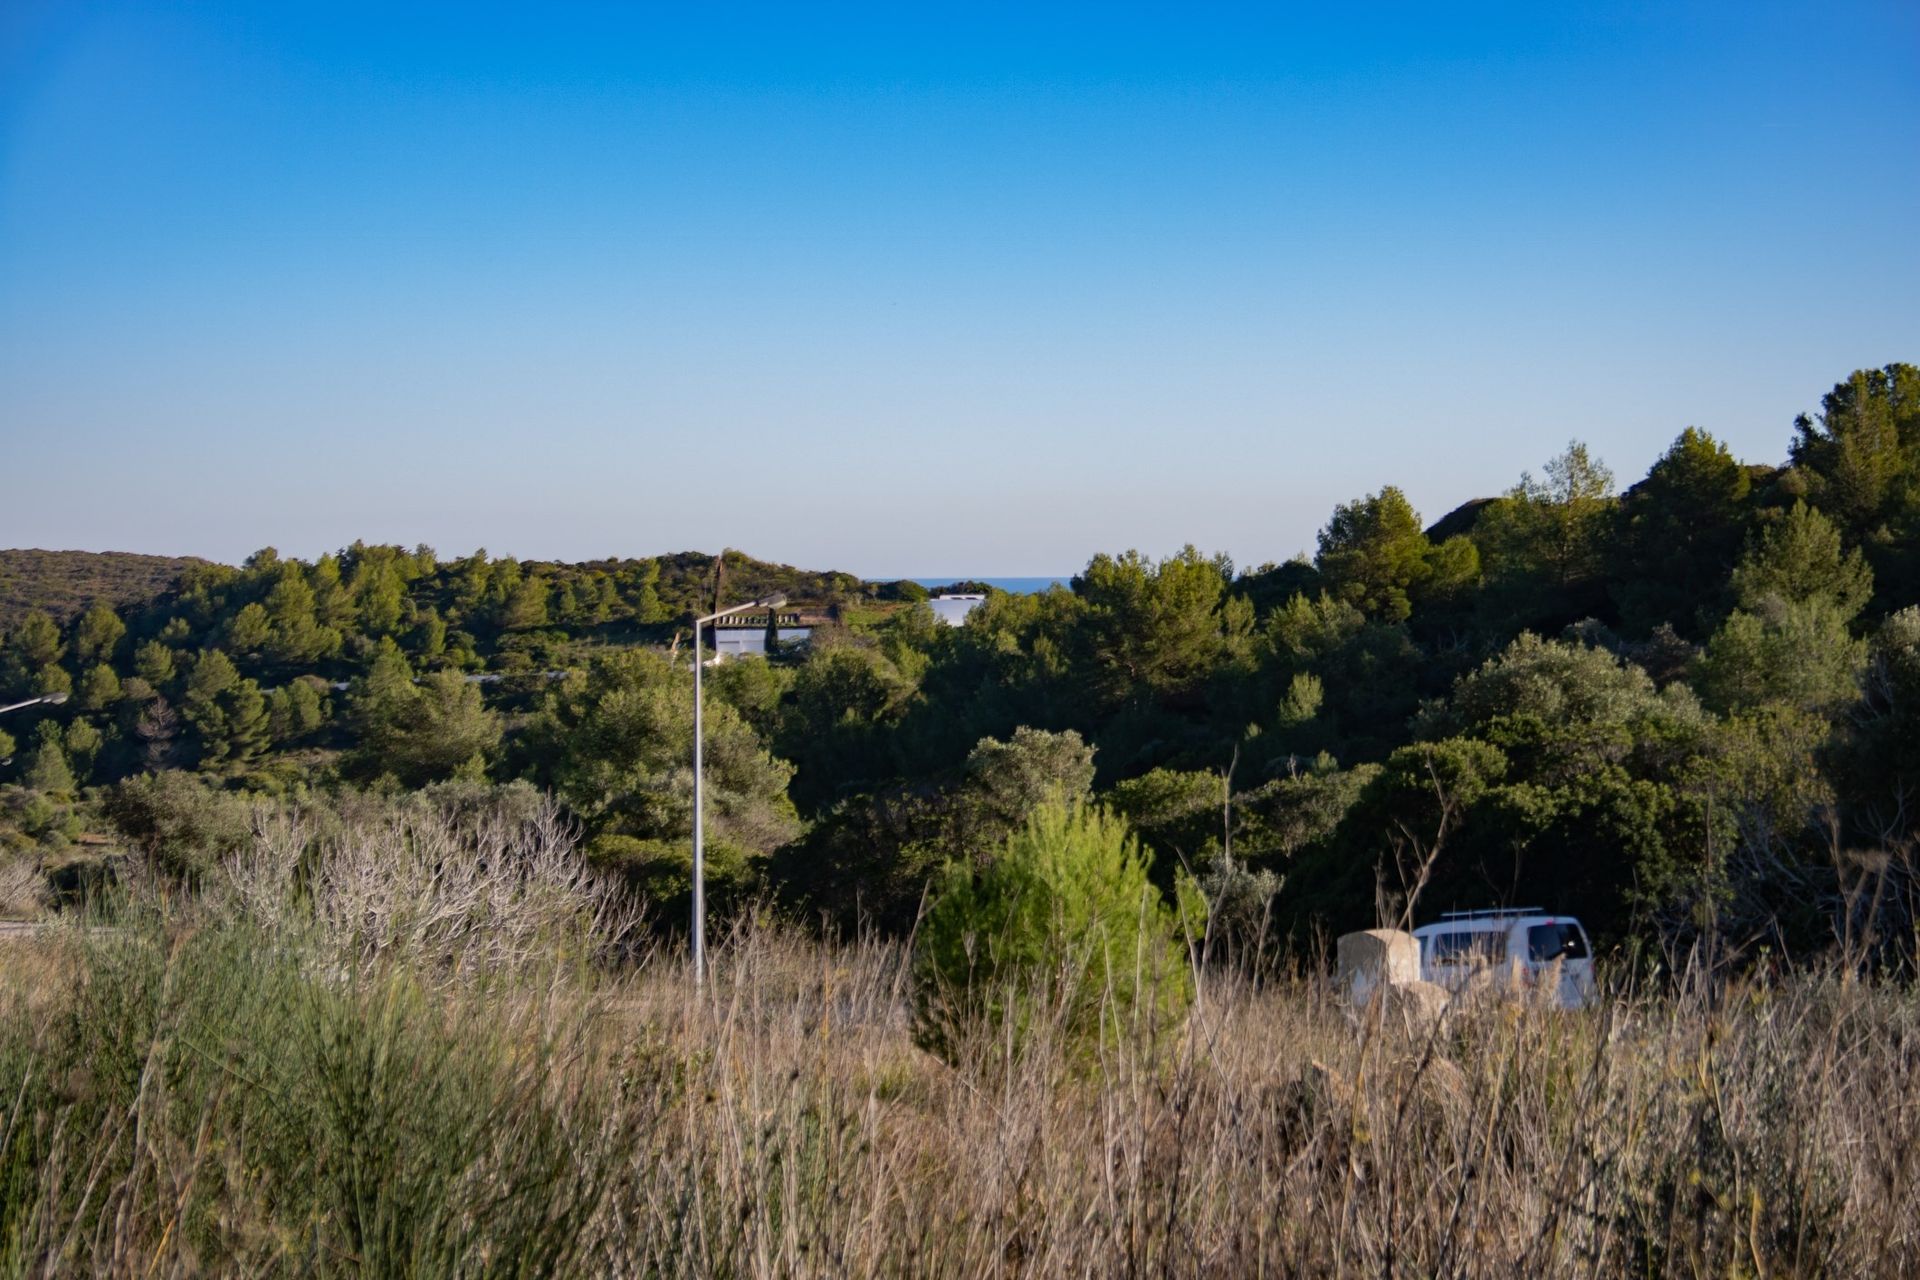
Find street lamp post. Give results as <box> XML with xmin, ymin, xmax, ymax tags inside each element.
<box><xmin>690</xmin><ymin>593</ymin><xmax>786</xmax><ymax>988</ymax></box>
<box><xmin>0</xmin><ymin>692</ymin><xmax>68</xmax><ymax>717</ymax></box>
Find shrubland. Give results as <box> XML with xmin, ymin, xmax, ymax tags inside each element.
<box><xmin>0</xmin><ymin>790</ymin><xmax>1915</xmax><ymax>1275</ymax></box>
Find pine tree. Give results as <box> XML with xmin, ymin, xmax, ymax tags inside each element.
<box><xmin>70</xmin><ymin>601</ymin><xmax>126</xmax><ymax>665</ymax></box>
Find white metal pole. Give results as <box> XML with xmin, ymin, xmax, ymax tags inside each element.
<box><xmin>687</xmin><ymin>594</ymin><xmax>781</xmax><ymax>993</ymax></box>
<box><xmin>692</xmin><ymin>617</ymin><xmax>706</xmax><ymax>989</ymax></box>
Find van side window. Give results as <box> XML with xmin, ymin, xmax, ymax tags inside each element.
<box><xmin>1527</xmin><ymin>923</ymin><xmax>1588</xmax><ymax>961</ymax></box>
<box><xmin>1428</xmin><ymin>931</ymin><xmax>1506</xmax><ymax>964</ymax></box>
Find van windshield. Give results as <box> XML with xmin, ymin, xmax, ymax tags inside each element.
<box><xmin>1527</xmin><ymin>922</ymin><xmax>1589</xmax><ymax>961</ymax></box>
<box><xmin>1427</xmin><ymin>931</ymin><xmax>1506</xmax><ymax>964</ymax></box>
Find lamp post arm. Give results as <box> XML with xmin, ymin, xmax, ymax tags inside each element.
<box><xmin>0</xmin><ymin>695</ymin><xmax>64</xmax><ymax>717</ymax></box>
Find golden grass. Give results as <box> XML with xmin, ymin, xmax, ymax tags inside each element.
<box><xmin>579</xmin><ymin>925</ymin><xmax>1920</xmax><ymax>1277</ymax></box>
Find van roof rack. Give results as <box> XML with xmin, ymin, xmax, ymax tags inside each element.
<box><xmin>1437</xmin><ymin>907</ymin><xmax>1545</xmax><ymax>920</ymax></box>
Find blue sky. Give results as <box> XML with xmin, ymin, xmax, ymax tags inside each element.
<box><xmin>2</xmin><ymin>2</ymin><xmax>1916</xmax><ymax>576</ymax></box>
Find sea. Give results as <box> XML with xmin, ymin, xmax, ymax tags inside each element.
<box><xmin>905</xmin><ymin>577</ymin><xmax>1069</xmax><ymax>594</ymax></box>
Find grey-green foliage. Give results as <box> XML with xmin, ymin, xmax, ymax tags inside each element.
<box><xmin>1729</xmin><ymin>501</ymin><xmax>1873</xmax><ymax>618</ymax></box>
<box><xmin>912</xmin><ymin>801</ymin><xmax>1197</xmax><ymax>1067</ymax></box>
<box><xmin>1104</xmin><ymin>766</ymin><xmax>1220</xmax><ymax>865</ymax></box>
<box><xmin>527</xmin><ymin>649</ymin><xmax>799</xmax><ymax>857</ymax></box>
<box><xmin>1696</xmin><ymin>600</ymin><xmax>1865</xmax><ymax>715</ymax></box>
<box><xmin>1698</xmin><ymin>502</ymin><xmax>1871</xmax><ymax>714</ymax></box>
<box><xmin>1417</xmin><ymin>631</ymin><xmax>1698</xmax><ymax>745</ymax></box>
<box><xmin>102</xmin><ymin>770</ymin><xmax>259</xmax><ymax>881</ymax></box>
<box><xmin>959</xmin><ymin>726</ymin><xmax>1097</xmax><ymax>845</ymax></box>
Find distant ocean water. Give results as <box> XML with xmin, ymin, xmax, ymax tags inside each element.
<box><xmin>906</xmin><ymin>577</ymin><xmax>1069</xmax><ymax>594</ymax></box>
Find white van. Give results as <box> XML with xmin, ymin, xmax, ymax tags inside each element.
<box><xmin>1411</xmin><ymin>909</ymin><xmax>1596</xmax><ymax>1009</ymax></box>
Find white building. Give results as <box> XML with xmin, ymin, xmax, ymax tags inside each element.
<box><xmin>928</xmin><ymin>593</ymin><xmax>986</xmax><ymax>627</ymax></box>
<box><xmin>712</xmin><ymin>626</ymin><xmax>812</xmax><ymax>660</ymax></box>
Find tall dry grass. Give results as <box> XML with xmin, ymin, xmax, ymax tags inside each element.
<box><xmin>0</xmin><ymin>801</ymin><xmax>1915</xmax><ymax>1276</ymax></box>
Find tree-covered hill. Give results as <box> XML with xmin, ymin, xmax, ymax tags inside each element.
<box><xmin>0</xmin><ymin>549</ymin><xmax>207</xmax><ymax>630</ymax></box>
<box><xmin>3</xmin><ymin>362</ymin><xmax>1918</xmax><ymax>964</ymax></box>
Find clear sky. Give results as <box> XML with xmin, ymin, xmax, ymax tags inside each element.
<box><xmin>3</xmin><ymin>2</ymin><xmax>1916</xmax><ymax>576</ymax></box>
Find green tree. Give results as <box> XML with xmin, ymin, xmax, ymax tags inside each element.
<box><xmin>70</xmin><ymin>601</ymin><xmax>126</xmax><ymax>665</ymax></box>
<box><xmin>1695</xmin><ymin>601</ymin><xmax>1864</xmax><ymax>716</ymax></box>
<box><xmin>24</xmin><ymin>724</ymin><xmax>75</xmax><ymax>796</ymax></box>
<box><xmin>497</xmin><ymin>576</ymin><xmax>550</xmax><ymax>631</ymax></box>
<box><xmin>7</xmin><ymin>610</ymin><xmax>63</xmax><ymax>670</ymax></box>
<box><xmin>346</xmin><ymin>547</ymin><xmax>410</xmax><ymax>635</ymax></box>
<box><xmin>264</xmin><ymin>567</ymin><xmax>340</xmax><ymax>663</ymax></box>
<box><xmin>62</xmin><ymin>718</ymin><xmax>102</xmax><ymax>782</ymax></box>
<box><xmin>523</xmin><ymin>650</ymin><xmax>798</xmax><ymax>858</ymax></box>
<box><xmin>3</xmin><ymin>610</ymin><xmax>64</xmax><ymax>696</ymax></box>
<box><xmin>912</xmin><ymin>801</ymin><xmax>1197</xmax><ymax>1067</ymax></box>
<box><xmin>225</xmin><ymin>602</ymin><xmax>271</xmax><ymax>654</ymax></box>
<box><xmin>267</xmin><ymin>677</ymin><xmax>330</xmax><ymax>742</ymax></box>
<box><xmin>1473</xmin><ymin>441</ymin><xmax>1617</xmax><ymax>629</ymax></box>
<box><xmin>181</xmin><ymin>650</ymin><xmax>270</xmax><ymax>772</ymax></box>
<box><xmin>77</xmin><ymin>663</ymin><xmax>122</xmax><ymax>712</ymax></box>
<box><xmin>1073</xmin><ymin>547</ymin><xmax>1228</xmax><ymax>701</ymax></box>
<box><xmin>1612</xmin><ymin>428</ymin><xmax>1753</xmax><ymax>636</ymax></box>
<box><xmin>1834</xmin><ymin>607</ymin><xmax>1920</xmax><ymax>840</ymax></box>
<box><xmin>101</xmin><ymin>771</ymin><xmax>256</xmax><ymax>883</ymax></box>
<box><xmin>309</xmin><ymin>554</ymin><xmax>354</xmax><ymax>629</ymax></box>
<box><xmin>1788</xmin><ymin>363</ymin><xmax>1919</xmax><ymax>536</ymax></box>
<box><xmin>1275</xmin><ymin>671</ymin><xmax>1324</xmax><ymax>732</ymax></box>
<box><xmin>1419</xmin><ymin>631</ymin><xmax>1690</xmax><ymax>747</ymax></box>
<box><xmin>134</xmin><ymin>641</ymin><xmax>177</xmax><ymax>688</ymax></box>
<box><xmin>1104</xmin><ymin>766</ymin><xmax>1223</xmax><ymax>868</ymax></box>
<box><xmin>1315</xmin><ymin>487</ymin><xmax>1431</xmax><ymax>622</ymax></box>
<box><xmin>706</xmin><ymin>655</ymin><xmax>792</xmax><ymax>741</ymax></box>
<box><xmin>958</xmin><ymin>726</ymin><xmax>1098</xmax><ymax>852</ymax></box>
<box><xmin>777</xmin><ymin>644</ymin><xmax>917</xmax><ymax>811</ymax></box>
<box><xmin>1729</xmin><ymin>501</ymin><xmax>1873</xmax><ymax>618</ymax></box>
<box><xmin>413</xmin><ymin>608</ymin><xmax>448</xmax><ymax>663</ymax></box>
<box><xmin>1694</xmin><ymin>502</ymin><xmax>1873</xmax><ymax>716</ymax></box>
<box><xmin>351</xmin><ymin>669</ymin><xmax>500</xmax><ymax>786</ymax></box>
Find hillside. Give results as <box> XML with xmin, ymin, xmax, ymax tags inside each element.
<box><xmin>0</xmin><ymin>548</ymin><xmax>207</xmax><ymax>630</ymax></box>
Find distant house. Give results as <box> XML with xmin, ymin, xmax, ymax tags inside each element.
<box><xmin>929</xmin><ymin>593</ymin><xmax>985</xmax><ymax>627</ymax></box>
<box><xmin>711</xmin><ymin>625</ymin><xmax>812</xmax><ymax>660</ymax></box>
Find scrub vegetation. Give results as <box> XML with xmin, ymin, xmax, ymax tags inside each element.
<box><xmin>1</xmin><ymin>363</ymin><xmax>1919</xmax><ymax>1273</ymax></box>
<box><xmin>0</xmin><ymin>793</ymin><xmax>1914</xmax><ymax>1276</ymax></box>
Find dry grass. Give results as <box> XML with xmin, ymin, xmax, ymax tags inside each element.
<box><xmin>0</xmin><ymin>805</ymin><xmax>1917</xmax><ymax>1276</ymax></box>
<box><xmin>596</xmin><ymin>928</ymin><xmax>1920</xmax><ymax>1278</ymax></box>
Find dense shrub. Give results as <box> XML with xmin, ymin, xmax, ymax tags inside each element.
<box><xmin>99</xmin><ymin>770</ymin><xmax>258</xmax><ymax>882</ymax></box>
<box><xmin>911</xmin><ymin>800</ymin><xmax>1199</xmax><ymax>1066</ymax></box>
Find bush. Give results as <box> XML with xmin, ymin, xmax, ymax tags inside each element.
<box><xmin>0</xmin><ymin>917</ymin><xmax>632</xmax><ymax>1275</ymax></box>
<box><xmin>223</xmin><ymin>795</ymin><xmax>632</xmax><ymax>979</ymax></box>
<box><xmin>100</xmin><ymin>770</ymin><xmax>257</xmax><ymax>883</ymax></box>
<box><xmin>912</xmin><ymin>801</ymin><xmax>1199</xmax><ymax>1067</ymax></box>
<box><xmin>583</xmin><ymin>831</ymin><xmax>750</xmax><ymax>915</ymax></box>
